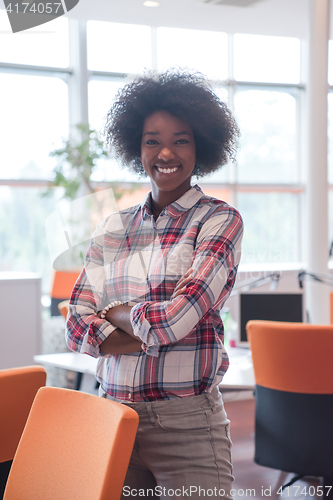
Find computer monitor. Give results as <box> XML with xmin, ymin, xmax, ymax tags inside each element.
<box><xmin>236</xmin><ymin>292</ymin><xmax>305</xmax><ymax>346</ymax></box>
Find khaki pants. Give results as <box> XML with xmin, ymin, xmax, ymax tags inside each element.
<box><xmin>99</xmin><ymin>386</ymin><xmax>234</xmax><ymax>499</ymax></box>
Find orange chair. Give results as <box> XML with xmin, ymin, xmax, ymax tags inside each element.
<box><xmin>58</xmin><ymin>299</ymin><xmax>70</xmax><ymax>320</ymax></box>
<box><xmin>3</xmin><ymin>387</ymin><xmax>139</xmax><ymax>500</ymax></box>
<box><xmin>0</xmin><ymin>366</ymin><xmax>46</xmax><ymax>498</ymax></box>
<box><xmin>50</xmin><ymin>271</ymin><xmax>80</xmax><ymax>316</ymax></box>
<box><xmin>247</xmin><ymin>321</ymin><xmax>333</xmax><ymax>493</ymax></box>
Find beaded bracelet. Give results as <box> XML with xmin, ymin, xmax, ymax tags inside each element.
<box><xmin>100</xmin><ymin>300</ymin><xmax>123</xmax><ymax>319</ymax></box>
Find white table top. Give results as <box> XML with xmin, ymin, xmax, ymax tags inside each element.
<box><xmin>34</xmin><ymin>352</ymin><xmax>97</xmax><ymax>375</ymax></box>
<box><xmin>34</xmin><ymin>347</ymin><xmax>255</xmax><ymax>391</ymax></box>
<box><xmin>221</xmin><ymin>348</ymin><xmax>255</xmax><ymax>390</ymax></box>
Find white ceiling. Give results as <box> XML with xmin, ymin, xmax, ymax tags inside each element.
<box><xmin>0</xmin><ymin>0</ymin><xmax>331</xmax><ymax>39</ymax></box>
<box><xmin>63</xmin><ymin>0</ymin><xmax>311</xmax><ymax>38</ymax></box>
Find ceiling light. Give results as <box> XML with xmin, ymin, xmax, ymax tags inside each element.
<box><xmin>143</xmin><ymin>1</ymin><xmax>160</xmax><ymax>6</ymax></box>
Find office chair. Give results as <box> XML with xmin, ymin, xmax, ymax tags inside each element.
<box><xmin>50</xmin><ymin>270</ymin><xmax>80</xmax><ymax>316</ymax></box>
<box><xmin>58</xmin><ymin>299</ymin><xmax>69</xmax><ymax>320</ymax></box>
<box><xmin>0</xmin><ymin>366</ymin><xmax>47</xmax><ymax>499</ymax></box>
<box><xmin>247</xmin><ymin>321</ymin><xmax>333</xmax><ymax>495</ymax></box>
<box><xmin>3</xmin><ymin>386</ymin><xmax>139</xmax><ymax>500</ymax></box>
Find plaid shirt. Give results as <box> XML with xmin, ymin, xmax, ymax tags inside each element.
<box><xmin>66</xmin><ymin>184</ymin><xmax>243</xmax><ymax>401</ymax></box>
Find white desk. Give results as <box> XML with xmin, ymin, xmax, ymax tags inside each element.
<box><xmin>221</xmin><ymin>347</ymin><xmax>255</xmax><ymax>391</ymax></box>
<box><xmin>34</xmin><ymin>352</ymin><xmax>97</xmax><ymax>376</ymax></box>
<box><xmin>34</xmin><ymin>348</ymin><xmax>255</xmax><ymax>392</ymax></box>
<box><xmin>34</xmin><ymin>353</ymin><xmax>97</xmax><ymax>391</ymax></box>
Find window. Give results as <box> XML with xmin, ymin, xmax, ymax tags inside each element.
<box><xmin>87</xmin><ymin>21</ymin><xmax>151</xmax><ymax>74</ymax></box>
<box><xmin>88</xmin><ymin>78</ymin><xmax>125</xmax><ymax>134</ymax></box>
<box><xmin>0</xmin><ymin>186</ymin><xmax>62</xmax><ymax>291</ymax></box>
<box><xmin>0</xmin><ymin>12</ymin><xmax>69</xmax><ymax>67</ymax></box>
<box><xmin>0</xmin><ymin>73</ymin><xmax>69</xmax><ymax>180</ymax></box>
<box><xmin>230</xmin><ymin>34</ymin><xmax>302</xmax><ymax>265</ymax></box>
<box><xmin>234</xmin><ymin>34</ymin><xmax>300</xmax><ymax>84</ymax></box>
<box><xmin>88</xmin><ymin>78</ymin><xmax>146</xmax><ymax>183</ymax></box>
<box><xmin>234</xmin><ymin>88</ymin><xmax>298</xmax><ymax>184</ymax></box>
<box><xmin>237</xmin><ymin>191</ymin><xmax>300</xmax><ymax>264</ymax></box>
<box><xmin>157</xmin><ymin>27</ymin><xmax>228</xmax><ymax>80</ymax></box>
<box><xmin>196</xmin><ymin>84</ymin><xmax>230</xmax><ymax>185</ymax></box>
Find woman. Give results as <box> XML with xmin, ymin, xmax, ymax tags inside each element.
<box><xmin>66</xmin><ymin>70</ymin><xmax>243</xmax><ymax>499</ymax></box>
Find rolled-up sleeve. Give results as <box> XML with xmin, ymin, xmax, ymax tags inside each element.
<box><xmin>65</xmin><ymin>224</ymin><xmax>117</xmax><ymax>358</ymax></box>
<box><xmin>130</xmin><ymin>207</ymin><xmax>243</xmax><ymax>356</ymax></box>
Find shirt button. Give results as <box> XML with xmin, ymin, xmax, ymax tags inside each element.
<box><xmin>128</xmin><ymin>393</ymin><xmax>131</xmax><ymax>399</ymax></box>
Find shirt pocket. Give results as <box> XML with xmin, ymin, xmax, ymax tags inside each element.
<box><xmin>165</xmin><ymin>243</ymin><xmax>194</xmax><ymax>279</ymax></box>
<box><xmin>105</xmin><ymin>255</ymin><xmax>149</xmax><ymax>302</ymax></box>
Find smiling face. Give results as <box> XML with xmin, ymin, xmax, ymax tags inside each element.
<box><xmin>140</xmin><ymin>111</ymin><xmax>196</xmax><ymax>208</ymax></box>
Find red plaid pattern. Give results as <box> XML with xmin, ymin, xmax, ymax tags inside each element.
<box><xmin>66</xmin><ymin>185</ymin><xmax>243</xmax><ymax>401</ymax></box>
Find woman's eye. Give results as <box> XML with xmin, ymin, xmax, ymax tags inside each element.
<box><xmin>146</xmin><ymin>139</ymin><xmax>158</xmax><ymax>145</ymax></box>
<box><xmin>176</xmin><ymin>139</ymin><xmax>189</xmax><ymax>144</ymax></box>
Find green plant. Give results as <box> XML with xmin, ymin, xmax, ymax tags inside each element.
<box><xmin>43</xmin><ymin>124</ymin><xmax>107</xmax><ymax>199</ymax></box>
<box><xmin>43</xmin><ymin>124</ymin><xmax>139</xmax><ymax>270</ymax></box>
<box><xmin>43</xmin><ymin>123</ymin><xmax>138</xmax><ymax>201</ymax></box>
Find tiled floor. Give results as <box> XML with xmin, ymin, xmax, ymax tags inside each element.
<box><xmin>224</xmin><ymin>398</ymin><xmax>326</xmax><ymax>500</ymax></box>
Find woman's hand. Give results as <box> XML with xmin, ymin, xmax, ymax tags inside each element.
<box><xmin>99</xmin><ymin>328</ymin><xmax>143</xmax><ymax>355</ymax></box>
<box><xmin>97</xmin><ymin>305</ymin><xmax>137</xmax><ymax>338</ymax></box>
<box><xmin>170</xmin><ymin>268</ymin><xmax>193</xmax><ymax>300</ymax></box>
<box><xmin>97</xmin><ymin>308</ymin><xmax>142</xmax><ymax>354</ymax></box>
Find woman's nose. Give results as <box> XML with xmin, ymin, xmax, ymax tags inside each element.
<box><xmin>158</xmin><ymin>148</ymin><xmax>175</xmax><ymax>161</ymax></box>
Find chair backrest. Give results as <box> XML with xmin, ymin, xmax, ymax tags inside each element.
<box><xmin>247</xmin><ymin>320</ymin><xmax>333</xmax><ymax>394</ymax></box>
<box><xmin>0</xmin><ymin>366</ymin><xmax>46</xmax><ymax>463</ymax></box>
<box><xmin>58</xmin><ymin>299</ymin><xmax>69</xmax><ymax>320</ymax></box>
<box><xmin>51</xmin><ymin>271</ymin><xmax>80</xmax><ymax>316</ymax></box>
<box><xmin>51</xmin><ymin>271</ymin><xmax>80</xmax><ymax>300</ymax></box>
<box><xmin>4</xmin><ymin>387</ymin><xmax>139</xmax><ymax>500</ymax></box>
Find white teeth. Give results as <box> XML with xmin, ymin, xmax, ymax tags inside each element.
<box><xmin>157</xmin><ymin>166</ymin><xmax>178</xmax><ymax>174</ymax></box>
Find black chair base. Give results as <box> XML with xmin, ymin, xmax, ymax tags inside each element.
<box><xmin>281</xmin><ymin>475</ymin><xmax>333</xmax><ymax>499</ymax></box>
<box><xmin>0</xmin><ymin>461</ymin><xmax>12</xmax><ymax>499</ymax></box>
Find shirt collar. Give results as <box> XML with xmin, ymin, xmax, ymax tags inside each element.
<box><xmin>141</xmin><ymin>184</ymin><xmax>205</xmax><ymax>220</ymax></box>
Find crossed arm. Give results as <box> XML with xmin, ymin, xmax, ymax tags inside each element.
<box><xmin>99</xmin><ymin>269</ymin><xmax>193</xmax><ymax>354</ymax></box>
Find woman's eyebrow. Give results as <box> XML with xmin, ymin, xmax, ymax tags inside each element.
<box><xmin>142</xmin><ymin>131</ymin><xmax>159</xmax><ymax>136</ymax></box>
<box><xmin>174</xmin><ymin>131</ymin><xmax>192</xmax><ymax>136</ymax></box>
<box><xmin>142</xmin><ymin>130</ymin><xmax>192</xmax><ymax>137</ymax></box>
